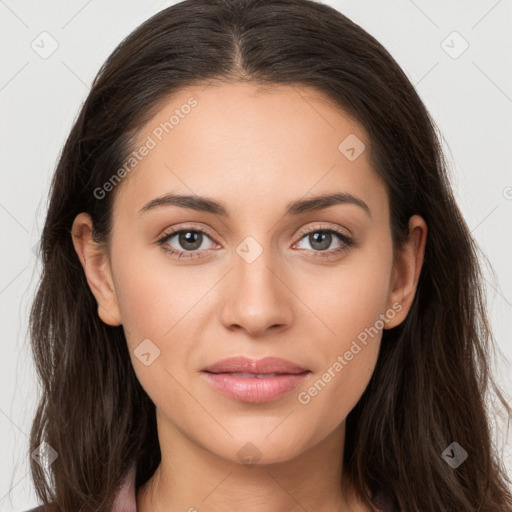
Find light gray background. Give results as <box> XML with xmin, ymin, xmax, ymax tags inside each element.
<box><xmin>1</xmin><ymin>1</ymin><xmax>511</xmax><ymax>510</ymax></box>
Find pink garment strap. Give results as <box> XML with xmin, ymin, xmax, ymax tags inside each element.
<box><xmin>111</xmin><ymin>465</ymin><xmax>137</xmax><ymax>512</ymax></box>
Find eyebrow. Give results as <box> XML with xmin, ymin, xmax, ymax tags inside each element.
<box><xmin>138</xmin><ymin>192</ymin><xmax>371</xmax><ymax>218</ymax></box>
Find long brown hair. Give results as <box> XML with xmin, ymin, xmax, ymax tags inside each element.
<box><xmin>28</xmin><ymin>0</ymin><xmax>512</xmax><ymax>510</ymax></box>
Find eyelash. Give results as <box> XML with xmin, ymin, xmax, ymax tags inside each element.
<box><xmin>156</xmin><ymin>224</ymin><xmax>354</xmax><ymax>261</ymax></box>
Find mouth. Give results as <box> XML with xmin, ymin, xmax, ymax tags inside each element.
<box><xmin>200</xmin><ymin>356</ymin><xmax>311</xmax><ymax>403</ymax></box>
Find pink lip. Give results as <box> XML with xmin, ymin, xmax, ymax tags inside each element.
<box><xmin>201</xmin><ymin>356</ymin><xmax>311</xmax><ymax>403</ymax></box>
<box><xmin>201</xmin><ymin>356</ymin><xmax>309</xmax><ymax>374</ymax></box>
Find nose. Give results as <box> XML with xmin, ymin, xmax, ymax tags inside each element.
<box><xmin>218</xmin><ymin>242</ymin><xmax>294</xmax><ymax>337</ymax></box>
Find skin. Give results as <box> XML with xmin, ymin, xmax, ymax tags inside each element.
<box><xmin>71</xmin><ymin>82</ymin><xmax>427</xmax><ymax>512</ymax></box>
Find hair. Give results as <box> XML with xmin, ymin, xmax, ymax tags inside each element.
<box><xmin>28</xmin><ymin>0</ymin><xmax>512</xmax><ymax>510</ymax></box>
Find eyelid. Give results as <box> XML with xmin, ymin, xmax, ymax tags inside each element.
<box><xmin>157</xmin><ymin>223</ymin><xmax>218</xmax><ymax>243</ymax></box>
<box><xmin>294</xmin><ymin>222</ymin><xmax>351</xmax><ymax>241</ymax></box>
<box><xmin>158</xmin><ymin>222</ymin><xmax>351</xmax><ymax>243</ymax></box>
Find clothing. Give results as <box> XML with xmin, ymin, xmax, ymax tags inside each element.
<box><xmin>25</xmin><ymin>465</ymin><xmax>395</xmax><ymax>511</ymax></box>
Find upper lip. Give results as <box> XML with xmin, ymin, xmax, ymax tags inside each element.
<box><xmin>201</xmin><ymin>356</ymin><xmax>310</xmax><ymax>375</ymax></box>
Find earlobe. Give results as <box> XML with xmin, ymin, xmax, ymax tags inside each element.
<box><xmin>71</xmin><ymin>212</ymin><xmax>122</xmax><ymax>326</ymax></box>
<box><xmin>385</xmin><ymin>215</ymin><xmax>427</xmax><ymax>329</ymax></box>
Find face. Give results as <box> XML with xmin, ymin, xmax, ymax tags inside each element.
<box><xmin>73</xmin><ymin>82</ymin><xmax>426</xmax><ymax>466</ymax></box>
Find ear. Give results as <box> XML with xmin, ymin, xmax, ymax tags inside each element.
<box><xmin>385</xmin><ymin>214</ymin><xmax>427</xmax><ymax>329</ymax></box>
<box><xmin>71</xmin><ymin>212</ymin><xmax>122</xmax><ymax>326</ymax></box>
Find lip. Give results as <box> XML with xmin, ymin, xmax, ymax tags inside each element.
<box><xmin>201</xmin><ymin>356</ymin><xmax>311</xmax><ymax>403</ymax></box>
<box><xmin>201</xmin><ymin>356</ymin><xmax>309</xmax><ymax>375</ymax></box>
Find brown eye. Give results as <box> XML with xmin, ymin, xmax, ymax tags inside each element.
<box><xmin>176</xmin><ymin>230</ymin><xmax>203</xmax><ymax>251</ymax></box>
<box><xmin>157</xmin><ymin>228</ymin><xmax>217</xmax><ymax>259</ymax></box>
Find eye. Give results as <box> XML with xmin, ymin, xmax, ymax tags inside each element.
<box><xmin>293</xmin><ymin>224</ymin><xmax>354</xmax><ymax>259</ymax></box>
<box><xmin>157</xmin><ymin>227</ymin><xmax>218</xmax><ymax>259</ymax></box>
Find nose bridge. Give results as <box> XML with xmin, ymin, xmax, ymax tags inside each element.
<box><xmin>235</xmin><ymin>234</ymin><xmax>278</xmax><ymax>289</ymax></box>
<box><xmin>219</xmin><ymin>232</ymin><xmax>293</xmax><ymax>335</ymax></box>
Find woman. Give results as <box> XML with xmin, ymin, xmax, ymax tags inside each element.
<box><xmin>27</xmin><ymin>0</ymin><xmax>512</xmax><ymax>511</ymax></box>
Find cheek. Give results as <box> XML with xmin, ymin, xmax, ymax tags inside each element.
<box><xmin>303</xmin><ymin>237</ymin><xmax>393</xmax><ymax>342</ymax></box>
<box><xmin>299</xmin><ymin>341</ymin><xmax>379</xmax><ymax>448</ymax></box>
<box><xmin>112</xmin><ymin>242</ymin><xmax>198</xmax><ymax>342</ymax></box>
<box><xmin>296</xmin><ymin>238</ymin><xmax>393</xmax><ymax>425</ymax></box>
<box><xmin>110</xmin><ymin>245</ymin><xmax>210</xmax><ymax>391</ymax></box>
<box><xmin>114</xmin><ymin>269</ymin><xmax>167</xmax><ymax>341</ymax></box>
<box><xmin>114</xmin><ymin>265</ymin><xmax>192</xmax><ymax>401</ymax></box>
<box><xmin>297</xmin><ymin>294</ymin><xmax>385</xmax><ymax>439</ymax></box>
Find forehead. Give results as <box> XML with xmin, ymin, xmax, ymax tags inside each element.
<box><xmin>113</xmin><ymin>82</ymin><xmax>388</xmax><ymax>220</ymax></box>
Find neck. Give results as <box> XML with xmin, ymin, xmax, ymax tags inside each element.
<box><xmin>136</xmin><ymin>409</ymin><xmax>367</xmax><ymax>512</ymax></box>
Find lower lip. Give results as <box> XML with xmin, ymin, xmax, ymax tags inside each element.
<box><xmin>202</xmin><ymin>372</ymin><xmax>310</xmax><ymax>403</ymax></box>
